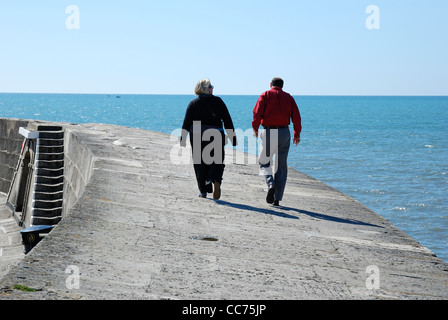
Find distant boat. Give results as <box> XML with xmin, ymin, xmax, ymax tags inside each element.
<box><xmin>116</xmin><ymin>96</ymin><xmax>121</xmax><ymax>98</ymax></box>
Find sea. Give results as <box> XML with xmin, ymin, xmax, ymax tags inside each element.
<box><xmin>0</xmin><ymin>93</ymin><xmax>447</xmax><ymax>263</ymax></box>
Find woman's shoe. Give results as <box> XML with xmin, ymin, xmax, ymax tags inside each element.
<box><xmin>199</xmin><ymin>193</ymin><xmax>207</xmax><ymax>198</ymax></box>
<box><xmin>266</xmin><ymin>186</ymin><xmax>276</xmax><ymax>204</ymax></box>
<box><xmin>213</xmin><ymin>181</ymin><xmax>221</xmax><ymax>200</ymax></box>
<box><xmin>205</xmin><ymin>181</ymin><xmax>213</xmax><ymax>193</ymax></box>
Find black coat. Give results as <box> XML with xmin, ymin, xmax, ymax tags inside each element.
<box><xmin>181</xmin><ymin>95</ymin><xmax>237</xmax><ymax>146</ymax></box>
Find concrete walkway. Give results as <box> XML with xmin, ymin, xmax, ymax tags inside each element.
<box><xmin>1</xmin><ymin>123</ymin><xmax>447</xmax><ymax>299</ymax></box>
<box><xmin>0</xmin><ymin>193</ymin><xmax>24</xmax><ymax>280</ymax></box>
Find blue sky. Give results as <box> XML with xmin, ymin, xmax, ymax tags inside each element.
<box><xmin>0</xmin><ymin>0</ymin><xmax>447</xmax><ymax>95</ymax></box>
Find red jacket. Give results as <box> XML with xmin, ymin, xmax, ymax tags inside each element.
<box><xmin>252</xmin><ymin>87</ymin><xmax>302</xmax><ymax>139</ymax></box>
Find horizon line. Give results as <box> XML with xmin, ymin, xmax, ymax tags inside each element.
<box><xmin>1</xmin><ymin>91</ymin><xmax>447</xmax><ymax>97</ymax></box>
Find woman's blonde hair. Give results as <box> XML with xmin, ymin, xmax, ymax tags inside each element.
<box><xmin>194</xmin><ymin>78</ymin><xmax>214</xmax><ymax>95</ymax></box>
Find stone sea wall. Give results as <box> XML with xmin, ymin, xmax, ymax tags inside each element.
<box><xmin>0</xmin><ymin>118</ymin><xmax>30</xmax><ymax>194</ymax></box>
<box><xmin>1</xmin><ymin>117</ymin><xmax>447</xmax><ymax>300</ymax></box>
<box><xmin>0</xmin><ymin>117</ymin><xmax>94</xmax><ymax>219</ymax></box>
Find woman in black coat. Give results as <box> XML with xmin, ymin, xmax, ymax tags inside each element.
<box><xmin>180</xmin><ymin>79</ymin><xmax>237</xmax><ymax>199</ymax></box>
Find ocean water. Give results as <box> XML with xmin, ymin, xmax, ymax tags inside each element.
<box><xmin>0</xmin><ymin>93</ymin><xmax>447</xmax><ymax>262</ymax></box>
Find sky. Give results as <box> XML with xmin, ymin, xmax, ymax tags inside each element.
<box><xmin>0</xmin><ymin>0</ymin><xmax>447</xmax><ymax>95</ymax></box>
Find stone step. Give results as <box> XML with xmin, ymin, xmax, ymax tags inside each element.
<box><xmin>38</xmin><ymin>145</ymin><xmax>64</xmax><ymax>154</ymax></box>
<box><xmin>38</xmin><ymin>131</ymin><xmax>64</xmax><ymax>140</ymax></box>
<box><xmin>34</xmin><ymin>183</ymin><xmax>64</xmax><ymax>193</ymax></box>
<box><xmin>33</xmin><ymin>199</ymin><xmax>63</xmax><ymax>209</ymax></box>
<box><xmin>38</xmin><ymin>139</ymin><xmax>64</xmax><ymax>147</ymax></box>
<box><xmin>35</xmin><ymin>168</ymin><xmax>64</xmax><ymax>177</ymax></box>
<box><xmin>36</xmin><ymin>160</ymin><xmax>64</xmax><ymax>170</ymax></box>
<box><xmin>36</xmin><ymin>153</ymin><xmax>64</xmax><ymax>161</ymax></box>
<box><xmin>35</xmin><ymin>175</ymin><xmax>64</xmax><ymax>185</ymax></box>
<box><xmin>32</xmin><ymin>207</ymin><xmax>63</xmax><ymax>218</ymax></box>
<box><xmin>30</xmin><ymin>215</ymin><xmax>62</xmax><ymax>226</ymax></box>
<box><xmin>33</xmin><ymin>191</ymin><xmax>64</xmax><ymax>201</ymax></box>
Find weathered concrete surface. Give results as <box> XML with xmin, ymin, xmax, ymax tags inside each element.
<box><xmin>0</xmin><ymin>118</ymin><xmax>30</xmax><ymax>194</ymax></box>
<box><xmin>1</xmin><ymin>123</ymin><xmax>447</xmax><ymax>300</ymax></box>
<box><xmin>0</xmin><ymin>193</ymin><xmax>24</xmax><ymax>280</ymax></box>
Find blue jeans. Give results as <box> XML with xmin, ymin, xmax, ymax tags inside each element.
<box><xmin>259</xmin><ymin>128</ymin><xmax>291</xmax><ymax>201</ymax></box>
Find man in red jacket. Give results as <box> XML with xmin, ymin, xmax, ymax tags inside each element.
<box><xmin>252</xmin><ymin>77</ymin><xmax>302</xmax><ymax>206</ymax></box>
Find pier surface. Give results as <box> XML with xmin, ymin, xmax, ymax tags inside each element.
<box><xmin>1</xmin><ymin>123</ymin><xmax>447</xmax><ymax>299</ymax></box>
<box><xmin>0</xmin><ymin>193</ymin><xmax>23</xmax><ymax>280</ymax></box>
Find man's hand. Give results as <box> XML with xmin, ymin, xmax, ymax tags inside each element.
<box><xmin>293</xmin><ymin>136</ymin><xmax>300</xmax><ymax>146</ymax></box>
<box><xmin>253</xmin><ymin>130</ymin><xmax>258</xmax><ymax>138</ymax></box>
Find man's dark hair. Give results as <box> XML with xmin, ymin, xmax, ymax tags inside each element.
<box><xmin>271</xmin><ymin>77</ymin><xmax>284</xmax><ymax>88</ymax></box>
